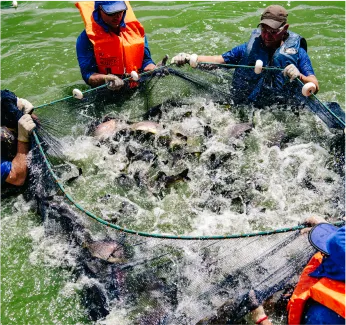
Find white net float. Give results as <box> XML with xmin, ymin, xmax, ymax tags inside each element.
<box><xmin>254</xmin><ymin>60</ymin><xmax>263</xmax><ymax>74</ymax></box>
<box><xmin>72</xmin><ymin>89</ymin><xmax>83</xmax><ymax>100</ymax></box>
<box><xmin>302</xmin><ymin>82</ymin><xmax>317</xmax><ymax>97</ymax></box>
<box><xmin>12</xmin><ymin>1</ymin><xmax>18</xmax><ymax>8</ymax></box>
<box><xmin>130</xmin><ymin>71</ymin><xmax>139</xmax><ymax>81</ymax></box>
<box><xmin>189</xmin><ymin>54</ymin><xmax>198</xmax><ymax>68</ymax></box>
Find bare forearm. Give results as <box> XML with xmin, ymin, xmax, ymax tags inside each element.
<box><xmin>88</xmin><ymin>73</ymin><xmax>108</xmax><ymax>88</ymax></box>
<box><xmin>6</xmin><ymin>141</ymin><xmax>30</xmax><ymax>186</ymax></box>
<box><xmin>197</xmin><ymin>55</ymin><xmax>225</xmax><ymax>64</ymax></box>
<box><xmin>144</xmin><ymin>63</ymin><xmax>156</xmax><ymax>71</ymax></box>
<box><xmin>300</xmin><ymin>74</ymin><xmax>319</xmax><ymax>93</ymax></box>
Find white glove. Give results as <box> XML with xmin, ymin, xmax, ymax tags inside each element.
<box><xmin>104</xmin><ymin>74</ymin><xmax>124</xmax><ymax>91</ymax></box>
<box><xmin>17</xmin><ymin>114</ymin><xmax>36</xmax><ymax>143</ymax></box>
<box><xmin>17</xmin><ymin>98</ymin><xmax>34</xmax><ymax>114</ymax></box>
<box><xmin>171</xmin><ymin>53</ymin><xmax>199</xmax><ymax>68</ymax></box>
<box><xmin>283</xmin><ymin>64</ymin><xmax>300</xmax><ymax>82</ymax></box>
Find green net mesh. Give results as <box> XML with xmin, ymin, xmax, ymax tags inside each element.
<box><xmin>26</xmin><ymin>65</ymin><xmax>344</xmax><ymax>324</ymax></box>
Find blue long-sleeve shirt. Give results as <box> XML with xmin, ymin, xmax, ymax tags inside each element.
<box><xmin>76</xmin><ymin>8</ymin><xmax>155</xmax><ymax>84</ymax></box>
<box><xmin>221</xmin><ymin>42</ymin><xmax>315</xmax><ymax>76</ymax></box>
<box><xmin>1</xmin><ymin>89</ymin><xmax>20</xmax><ymax>184</ymax></box>
<box><xmin>302</xmin><ymin>299</ymin><xmax>344</xmax><ymax>324</ymax></box>
<box><xmin>1</xmin><ymin>160</ymin><xmax>12</xmax><ymax>184</ymax></box>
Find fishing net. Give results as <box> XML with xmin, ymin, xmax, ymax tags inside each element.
<box><xmin>27</xmin><ymin>64</ymin><xmax>345</xmax><ymax>324</ymax></box>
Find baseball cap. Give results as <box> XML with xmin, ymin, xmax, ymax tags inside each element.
<box><xmin>308</xmin><ymin>224</ymin><xmax>345</xmax><ymax>281</ymax></box>
<box><xmin>95</xmin><ymin>1</ymin><xmax>127</xmax><ymax>14</ymax></box>
<box><xmin>260</xmin><ymin>5</ymin><xmax>288</xmax><ymax>29</ymax></box>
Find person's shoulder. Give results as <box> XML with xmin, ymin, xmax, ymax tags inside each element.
<box><xmin>234</xmin><ymin>43</ymin><xmax>247</xmax><ymax>54</ymax></box>
<box><xmin>76</xmin><ymin>30</ymin><xmax>92</xmax><ymax>49</ymax></box>
<box><xmin>298</xmin><ymin>46</ymin><xmax>309</xmax><ymax>57</ymax></box>
<box><xmin>77</xmin><ymin>29</ymin><xmax>88</xmax><ymax>41</ymax></box>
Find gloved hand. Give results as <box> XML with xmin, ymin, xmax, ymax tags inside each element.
<box><xmin>17</xmin><ymin>98</ymin><xmax>34</xmax><ymax>114</ymax></box>
<box><xmin>171</xmin><ymin>53</ymin><xmax>199</xmax><ymax>68</ymax></box>
<box><xmin>17</xmin><ymin>114</ymin><xmax>36</xmax><ymax>143</ymax></box>
<box><xmin>283</xmin><ymin>64</ymin><xmax>300</xmax><ymax>82</ymax></box>
<box><xmin>104</xmin><ymin>74</ymin><xmax>124</xmax><ymax>91</ymax></box>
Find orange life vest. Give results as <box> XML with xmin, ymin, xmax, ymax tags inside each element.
<box><xmin>75</xmin><ymin>1</ymin><xmax>145</xmax><ymax>77</ymax></box>
<box><xmin>287</xmin><ymin>252</ymin><xmax>345</xmax><ymax>325</ymax></box>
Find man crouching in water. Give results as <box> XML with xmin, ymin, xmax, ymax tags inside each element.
<box><xmin>1</xmin><ymin>89</ymin><xmax>36</xmax><ymax>187</ymax></box>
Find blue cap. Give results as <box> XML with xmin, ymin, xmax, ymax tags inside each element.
<box><xmin>309</xmin><ymin>223</ymin><xmax>339</xmax><ymax>255</ymax></box>
<box><xmin>95</xmin><ymin>1</ymin><xmax>127</xmax><ymax>14</ymax></box>
<box><xmin>309</xmin><ymin>224</ymin><xmax>345</xmax><ymax>281</ymax></box>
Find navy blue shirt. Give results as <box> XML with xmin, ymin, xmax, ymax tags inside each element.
<box><xmin>76</xmin><ymin>8</ymin><xmax>155</xmax><ymax>84</ymax></box>
<box><xmin>221</xmin><ymin>42</ymin><xmax>315</xmax><ymax>76</ymax></box>
<box><xmin>1</xmin><ymin>160</ymin><xmax>12</xmax><ymax>184</ymax></box>
<box><xmin>302</xmin><ymin>299</ymin><xmax>344</xmax><ymax>324</ymax></box>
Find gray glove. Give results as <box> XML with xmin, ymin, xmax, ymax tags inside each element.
<box><xmin>105</xmin><ymin>74</ymin><xmax>124</xmax><ymax>91</ymax></box>
<box><xmin>171</xmin><ymin>53</ymin><xmax>198</xmax><ymax>67</ymax></box>
<box><xmin>18</xmin><ymin>114</ymin><xmax>36</xmax><ymax>143</ymax></box>
<box><xmin>283</xmin><ymin>64</ymin><xmax>300</xmax><ymax>82</ymax></box>
<box><xmin>17</xmin><ymin>98</ymin><xmax>34</xmax><ymax>114</ymax></box>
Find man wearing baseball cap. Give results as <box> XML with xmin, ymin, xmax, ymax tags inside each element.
<box><xmin>171</xmin><ymin>5</ymin><xmax>319</xmax><ymax>108</ymax></box>
<box><xmin>75</xmin><ymin>1</ymin><xmax>156</xmax><ymax>91</ymax></box>
<box><xmin>287</xmin><ymin>223</ymin><xmax>345</xmax><ymax>324</ymax></box>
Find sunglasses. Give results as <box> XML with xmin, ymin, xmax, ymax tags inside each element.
<box><xmin>261</xmin><ymin>25</ymin><xmax>285</xmax><ymax>35</ymax></box>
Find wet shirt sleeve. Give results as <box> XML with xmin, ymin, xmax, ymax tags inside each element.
<box><xmin>221</xmin><ymin>43</ymin><xmax>247</xmax><ymax>64</ymax></box>
<box><xmin>297</xmin><ymin>48</ymin><xmax>315</xmax><ymax>77</ymax></box>
<box><xmin>1</xmin><ymin>89</ymin><xmax>22</xmax><ymax>129</ymax></box>
<box><xmin>141</xmin><ymin>35</ymin><xmax>155</xmax><ymax>70</ymax></box>
<box><xmin>76</xmin><ymin>30</ymin><xmax>98</xmax><ymax>84</ymax></box>
<box><xmin>1</xmin><ymin>160</ymin><xmax>12</xmax><ymax>184</ymax></box>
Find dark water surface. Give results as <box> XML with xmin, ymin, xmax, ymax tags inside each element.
<box><xmin>1</xmin><ymin>1</ymin><xmax>345</xmax><ymax>324</ymax></box>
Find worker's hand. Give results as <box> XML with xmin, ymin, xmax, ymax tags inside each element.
<box><xmin>251</xmin><ymin>303</ymin><xmax>271</xmax><ymax>324</ymax></box>
<box><xmin>17</xmin><ymin>114</ymin><xmax>36</xmax><ymax>143</ymax></box>
<box><xmin>283</xmin><ymin>64</ymin><xmax>300</xmax><ymax>82</ymax></box>
<box><xmin>300</xmin><ymin>215</ymin><xmax>328</xmax><ymax>235</ymax></box>
<box><xmin>171</xmin><ymin>53</ymin><xmax>198</xmax><ymax>68</ymax></box>
<box><xmin>104</xmin><ymin>74</ymin><xmax>124</xmax><ymax>91</ymax></box>
<box><xmin>17</xmin><ymin>98</ymin><xmax>34</xmax><ymax>114</ymax></box>
<box><xmin>304</xmin><ymin>215</ymin><xmax>327</xmax><ymax>226</ymax></box>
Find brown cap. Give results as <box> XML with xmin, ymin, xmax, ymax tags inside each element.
<box><xmin>260</xmin><ymin>5</ymin><xmax>288</xmax><ymax>29</ymax></box>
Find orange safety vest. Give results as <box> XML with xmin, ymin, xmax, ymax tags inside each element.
<box><xmin>287</xmin><ymin>252</ymin><xmax>345</xmax><ymax>325</ymax></box>
<box><xmin>75</xmin><ymin>1</ymin><xmax>145</xmax><ymax>77</ymax></box>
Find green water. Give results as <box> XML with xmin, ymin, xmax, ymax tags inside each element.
<box><xmin>1</xmin><ymin>1</ymin><xmax>345</xmax><ymax>324</ymax></box>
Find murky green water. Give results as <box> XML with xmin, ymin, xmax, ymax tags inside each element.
<box><xmin>1</xmin><ymin>1</ymin><xmax>345</xmax><ymax>324</ymax></box>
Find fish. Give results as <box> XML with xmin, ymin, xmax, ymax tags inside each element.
<box><xmin>227</xmin><ymin>122</ymin><xmax>253</xmax><ymax>139</ymax></box>
<box><xmin>126</xmin><ymin>144</ymin><xmax>157</xmax><ymax>163</ymax></box>
<box><xmin>155</xmin><ymin>168</ymin><xmax>190</xmax><ymax>188</ymax></box>
<box><xmin>208</xmin><ymin>152</ymin><xmax>234</xmax><ymax>169</ymax></box>
<box><xmin>266</xmin><ymin>130</ymin><xmax>289</xmax><ymax>148</ymax></box>
<box><xmin>93</xmin><ymin>119</ymin><xmax>129</xmax><ymax>142</ymax></box>
<box><xmin>130</xmin><ymin>121</ymin><xmax>163</xmax><ymax>134</ymax></box>
<box><xmin>83</xmin><ymin>240</ymin><xmax>127</xmax><ymax>264</ymax></box>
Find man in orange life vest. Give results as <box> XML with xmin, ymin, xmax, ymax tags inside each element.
<box><xmin>287</xmin><ymin>223</ymin><xmax>345</xmax><ymax>324</ymax></box>
<box><xmin>76</xmin><ymin>1</ymin><xmax>156</xmax><ymax>91</ymax></box>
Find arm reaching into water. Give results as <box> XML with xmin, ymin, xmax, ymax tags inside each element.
<box><xmin>5</xmin><ymin>114</ymin><xmax>36</xmax><ymax>186</ymax></box>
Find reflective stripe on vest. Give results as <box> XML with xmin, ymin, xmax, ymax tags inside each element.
<box><xmin>287</xmin><ymin>252</ymin><xmax>345</xmax><ymax>325</ymax></box>
<box><xmin>75</xmin><ymin>1</ymin><xmax>145</xmax><ymax>76</ymax></box>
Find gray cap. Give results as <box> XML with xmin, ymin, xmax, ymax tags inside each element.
<box><xmin>260</xmin><ymin>5</ymin><xmax>288</xmax><ymax>29</ymax></box>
